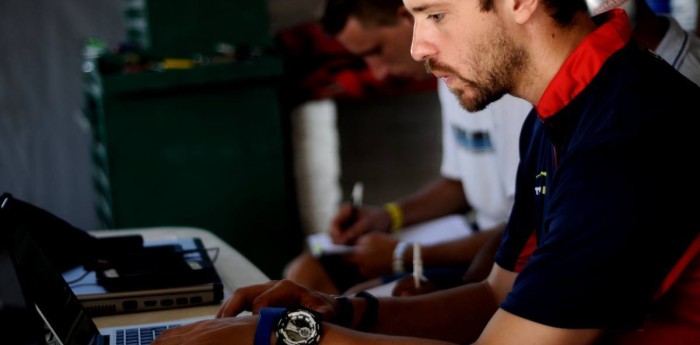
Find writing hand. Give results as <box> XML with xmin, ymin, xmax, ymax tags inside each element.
<box><xmin>345</xmin><ymin>232</ymin><xmax>398</xmax><ymax>278</ymax></box>
<box><xmin>329</xmin><ymin>205</ymin><xmax>393</xmax><ymax>245</ymax></box>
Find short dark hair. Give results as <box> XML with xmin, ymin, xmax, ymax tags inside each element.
<box><xmin>321</xmin><ymin>0</ymin><xmax>404</xmax><ymax>35</ymax></box>
<box><xmin>541</xmin><ymin>0</ymin><xmax>589</xmax><ymax>26</ymax></box>
<box><xmin>321</xmin><ymin>0</ymin><xmax>589</xmax><ymax>36</ymax></box>
<box><xmin>479</xmin><ymin>0</ymin><xmax>588</xmax><ymax>26</ymax></box>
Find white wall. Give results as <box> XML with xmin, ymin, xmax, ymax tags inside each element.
<box><xmin>0</xmin><ymin>0</ymin><xmax>125</xmax><ymax>229</ymax></box>
<box><xmin>0</xmin><ymin>0</ymin><xmax>443</xmax><ymax>234</ymax></box>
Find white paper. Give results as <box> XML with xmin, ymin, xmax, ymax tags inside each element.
<box><xmin>306</xmin><ymin>214</ymin><xmax>474</xmax><ymax>257</ymax></box>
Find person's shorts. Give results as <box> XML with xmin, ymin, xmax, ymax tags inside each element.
<box><xmin>318</xmin><ymin>254</ymin><xmax>368</xmax><ymax>292</ymax></box>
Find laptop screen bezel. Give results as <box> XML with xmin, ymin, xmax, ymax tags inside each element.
<box><xmin>1</xmin><ymin>193</ymin><xmax>104</xmax><ymax>345</ymax></box>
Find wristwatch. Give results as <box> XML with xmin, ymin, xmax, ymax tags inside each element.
<box><xmin>275</xmin><ymin>308</ymin><xmax>323</xmax><ymax>345</ymax></box>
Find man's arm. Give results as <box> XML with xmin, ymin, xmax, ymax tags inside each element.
<box><xmin>474</xmin><ymin>310</ymin><xmax>603</xmax><ymax>345</ymax></box>
<box><xmin>415</xmin><ymin>225</ymin><xmax>503</xmax><ymax>269</ymax></box>
<box><xmin>365</xmin><ymin>264</ymin><xmax>513</xmax><ymax>344</ymax></box>
<box><xmin>392</xmin><ymin>227</ymin><xmax>504</xmax><ymax>296</ymax></box>
<box><xmin>462</xmin><ymin>227</ymin><xmax>504</xmax><ymax>282</ymax></box>
<box><xmin>212</xmin><ymin>266</ymin><xmax>601</xmax><ymax>345</ymax></box>
<box><xmin>397</xmin><ymin>177</ymin><xmax>470</xmax><ymax>227</ymax></box>
<box><xmin>372</xmin><ymin>265</ymin><xmax>600</xmax><ymax>345</ymax></box>
<box><xmin>217</xmin><ymin>264</ymin><xmax>513</xmax><ymax>343</ymax></box>
<box><xmin>346</xmin><ymin>225</ymin><xmax>502</xmax><ymax>280</ymax></box>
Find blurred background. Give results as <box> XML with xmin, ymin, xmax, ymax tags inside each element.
<box><xmin>0</xmin><ymin>0</ymin><xmax>442</xmax><ymax>278</ymax></box>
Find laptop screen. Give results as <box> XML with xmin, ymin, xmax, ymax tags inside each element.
<box><xmin>0</xmin><ymin>242</ymin><xmax>45</xmax><ymax>345</ymax></box>
<box><xmin>0</xmin><ymin>193</ymin><xmax>102</xmax><ymax>345</ymax></box>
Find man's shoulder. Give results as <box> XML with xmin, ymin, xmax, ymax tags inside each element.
<box><xmin>598</xmin><ymin>41</ymin><xmax>699</xmax><ymax>103</ymax></box>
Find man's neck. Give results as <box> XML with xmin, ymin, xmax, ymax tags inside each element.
<box><xmin>515</xmin><ymin>11</ymin><xmax>598</xmax><ymax>106</ymax></box>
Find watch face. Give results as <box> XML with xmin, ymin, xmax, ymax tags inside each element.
<box><xmin>276</xmin><ymin>309</ymin><xmax>322</xmax><ymax>345</ymax></box>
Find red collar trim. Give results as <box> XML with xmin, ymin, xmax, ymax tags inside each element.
<box><xmin>536</xmin><ymin>9</ymin><xmax>632</xmax><ymax>119</ymax></box>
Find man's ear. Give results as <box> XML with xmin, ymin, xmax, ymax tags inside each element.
<box><xmin>397</xmin><ymin>6</ymin><xmax>415</xmax><ymax>25</ymax></box>
<box><xmin>511</xmin><ymin>0</ymin><xmax>538</xmax><ymax>24</ymax></box>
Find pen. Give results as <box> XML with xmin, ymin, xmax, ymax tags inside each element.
<box><xmin>343</xmin><ymin>182</ymin><xmax>363</xmax><ymax>229</ymax></box>
<box><xmin>413</xmin><ymin>242</ymin><xmax>423</xmax><ymax>288</ymax></box>
<box><xmin>351</xmin><ymin>181</ymin><xmax>364</xmax><ymax>209</ymax></box>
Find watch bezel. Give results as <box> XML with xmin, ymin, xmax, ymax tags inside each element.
<box><xmin>275</xmin><ymin>308</ymin><xmax>322</xmax><ymax>345</ymax></box>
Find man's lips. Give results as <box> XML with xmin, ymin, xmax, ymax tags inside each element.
<box><xmin>438</xmin><ymin>74</ymin><xmax>455</xmax><ymax>86</ymax></box>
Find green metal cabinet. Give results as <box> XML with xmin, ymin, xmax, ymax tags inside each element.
<box><xmin>83</xmin><ymin>56</ymin><xmax>302</xmax><ymax>279</ymax></box>
<box><xmin>123</xmin><ymin>0</ymin><xmax>274</xmax><ymax>57</ymax></box>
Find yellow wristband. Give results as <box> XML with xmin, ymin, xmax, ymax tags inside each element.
<box><xmin>384</xmin><ymin>202</ymin><xmax>404</xmax><ymax>234</ymax></box>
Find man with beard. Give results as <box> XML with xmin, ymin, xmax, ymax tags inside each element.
<box><xmin>154</xmin><ymin>1</ymin><xmax>700</xmax><ymax>344</ymax></box>
<box><xmin>284</xmin><ymin>0</ymin><xmax>531</xmax><ymax>297</ymax></box>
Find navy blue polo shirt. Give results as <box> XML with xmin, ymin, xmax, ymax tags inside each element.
<box><xmin>495</xmin><ymin>9</ymin><xmax>700</xmax><ymax>332</ymax></box>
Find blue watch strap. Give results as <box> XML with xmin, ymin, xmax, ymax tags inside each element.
<box><xmin>254</xmin><ymin>307</ymin><xmax>287</xmax><ymax>345</ymax></box>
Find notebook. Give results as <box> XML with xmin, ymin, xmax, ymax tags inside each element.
<box><xmin>0</xmin><ymin>193</ymin><xmax>215</xmax><ymax>345</ymax></box>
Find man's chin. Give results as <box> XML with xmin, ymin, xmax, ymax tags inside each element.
<box><xmin>453</xmin><ymin>89</ymin><xmax>490</xmax><ymax>112</ymax></box>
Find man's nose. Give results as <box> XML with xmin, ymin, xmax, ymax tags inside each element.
<box><xmin>410</xmin><ymin>23</ymin><xmax>434</xmax><ymax>62</ymax></box>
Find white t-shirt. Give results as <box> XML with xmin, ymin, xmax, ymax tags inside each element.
<box><xmin>656</xmin><ymin>15</ymin><xmax>700</xmax><ymax>86</ymax></box>
<box><xmin>438</xmin><ymin>80</ymin><xmax>532</xmax><ymax>230</ymax></box>
<box><xmin>669</xmin><ymin>0</ymin><xmax>699</xmax><ymax>32</ymax></box>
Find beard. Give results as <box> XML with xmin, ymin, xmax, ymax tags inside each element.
<box><xmin>425</xmin><ymin>27</ymin><xmax>526</xmax><ymax>112</ymax></box>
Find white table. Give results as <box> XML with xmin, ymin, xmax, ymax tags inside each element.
<box><xmin>89</xmin><ymin>226</ymin><xmax>269</xmax><ymax>328</ymax></box>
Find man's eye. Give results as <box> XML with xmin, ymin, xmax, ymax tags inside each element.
<box><xmin>427</xmin><ymin>13</ymin><xmax>444</xmax><ymax>22</ymax></box>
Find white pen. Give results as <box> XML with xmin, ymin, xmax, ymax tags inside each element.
<box><xmin>342</xmin><ymin>182</ymin><xmax>363</xmax><ymax>230</ymax></box>
<box><xmin>413</xmin><ymin>242</ymin><xmax>423</xmax><ymax>288</ymax></box>
<box><xmin>351</xmin><ymin>182</ymin><xmax>364</xmax><ymax>209</ymax></box>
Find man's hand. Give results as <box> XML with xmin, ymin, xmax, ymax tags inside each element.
<box><xmin>345</xmin><ymin>232</ymin><xmax>398</xmax><ymax>278</ymax></box>
<box><xmin>392</xmin><ymin>275</ymin><xmax>439</xmax><ymax>296</ymax></box>
<box><xmin>152</xmin><ymin>316</ymin><xmax>257</xmax><ymax>345</ymax></box>
<box><xmin>216</xmin><ymin>280</ymin><xmax>341</xmax><ymax>322</ymax></box>
<box><xmin>330</xmin><ymin>204</ymin><xmax>392</xmax><ymax>244</ymax></box>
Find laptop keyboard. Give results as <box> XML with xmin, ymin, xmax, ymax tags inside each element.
<box><xmin>114</xmin><ymin>324</ymin><xmax>180</xmax><ymax>345</ymax></box>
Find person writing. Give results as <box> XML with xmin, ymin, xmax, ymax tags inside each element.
<box><xmin>284</xmin><ymin>0</ymin><xmax>532</xmax><ymax>296</ymax></box>
<box><xmin>154</xmin><ymin>1</ymin><xmax>700</xmax><ymax>344</ymax></box>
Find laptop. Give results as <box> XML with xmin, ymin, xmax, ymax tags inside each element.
<box><xmin>0</xmin><ymin>193</ymin><xmax>214</xmax><ymax>345</ymax></box>
<box><xmin>0</xmin><ymin>193</ymin><xmax>224</xmax><ymax>317</ymax></box>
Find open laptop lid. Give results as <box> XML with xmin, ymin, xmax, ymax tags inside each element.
<box><xmin>0</xmin><ymin>237</ymin><xmax>45</xmax><ymax>345</ymax></box>
<box><xmin>1</xmin><ymin>193</ymin><xmax>104</xmax><ymax>345</ymax></box>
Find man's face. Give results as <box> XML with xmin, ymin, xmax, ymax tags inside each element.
<box><xmin>336</xmin><ymin>15</ymin><xmax>431</xmax><ymax>81</ymax></box>
<box><xmin>406</xmin><ymin>0</ymin><xmax>526</xmax><ymax>112</ymax></box>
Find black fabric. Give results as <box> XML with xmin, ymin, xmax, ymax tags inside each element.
<box><xmin>318</xmin><ymin>253</ymin><xmax>367</xmax><ymax>292</ymax></box>
<box><xmin>354</xmin><ymin>291</ymin><xmax>378</xmax><ymax>331</ymax></box>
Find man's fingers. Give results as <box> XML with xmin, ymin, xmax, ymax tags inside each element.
<box><xmin>216</xmin><ymin>281</ymin><xmax>280</xmax><ymax>317</ymax></box>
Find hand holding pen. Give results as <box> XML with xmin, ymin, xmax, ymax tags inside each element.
<box><xmin>329</xmin><ymin>182</ymin><xmax>364</xmax><ymax>244</ymax></box>
<box><xmin>346</xmin><ymin>181</ymin><xmax>364</xmax><ymax>228</ymax></box>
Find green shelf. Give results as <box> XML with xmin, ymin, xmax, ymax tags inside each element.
<box><xmin>84</xmin><ymin>56</ymin><xmax>302</xmax><ymax>279</ymax></box>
